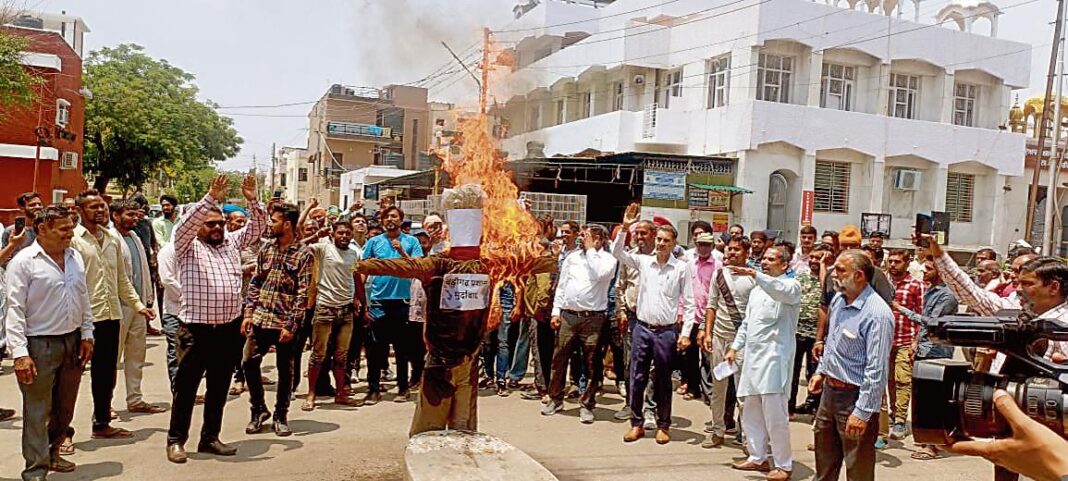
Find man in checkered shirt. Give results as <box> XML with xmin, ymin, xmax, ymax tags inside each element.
<box><xmin>165</xmin><ymin>174</ymin><xmax>266</xmax><ymax>464</ymax></box>
<box><xmin>240</xmin><ymin>202</ymin><xmax>313</xmax><ymax>438</ymax></box>
<box><xmin>884</xmin><ymin>249</ymin><xmax>924</xmax><ymax>441</ymax></box>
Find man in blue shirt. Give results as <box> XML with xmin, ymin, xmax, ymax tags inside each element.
<box><xmin>809</xmin><ymin>250</ymin><xmax>893</xmax><ymax>481</ymax></box>
<box><xmin>361</xmin><ymin>206</ymin><xmax>423</xmax><ymax>405</ymax></box>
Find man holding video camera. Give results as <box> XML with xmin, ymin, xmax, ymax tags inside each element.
<box><xmin>916</xmin><ymin>233</ymin><xmax>1068</xmax><ymax>481</ymax></box>
<box><xmin>920</xmin><ymin>234</ymin><xmax>1066</xmax><ymax>364</ymax></box>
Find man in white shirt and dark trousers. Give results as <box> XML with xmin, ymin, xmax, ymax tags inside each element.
<box><xmin>7</xmin><ymin>206</ymin><xmax>95</xmax><ymax>481</ymax></box>
<box><xmin>157</xmin><ymin>241</ymin><xmax>182</xmax><ymax>391</ymax></box>
<box><xmin>612</xmin><ymin>203</ymin><xmax>695</xmax><ymax>444</ymax></box>
<box><xmin>541</xmin><ymin>224</ymin><xmax>617</xmax><ymax>423</ymax></box>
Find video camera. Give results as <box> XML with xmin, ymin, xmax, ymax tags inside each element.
<box><xmin>912</xmin><ymin>311</ymin><xmax>1068</xmax><ymax>445</ymax></box>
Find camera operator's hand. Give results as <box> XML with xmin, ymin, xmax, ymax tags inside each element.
<box><xmin>947</xmin><ymin>389</ymin><xmax>1068</xmax><ymax>481</ymax></box>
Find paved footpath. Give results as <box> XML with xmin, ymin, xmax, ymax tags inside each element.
<box><xmin>0</xmin><ymin>336</ymin><xmax>992</xmax><ymax>480</ymax></box>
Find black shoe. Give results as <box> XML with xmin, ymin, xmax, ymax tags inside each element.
<box><xmin>245</xmin><ymin>410</ymin><xmax>271</xmax><ymax>434</ymax></box>
<box><xmin>496</xmin><ymin>384</ymin><xmax>509</xmax><ymax>397</ymax></box>
<box><xmin>0</xmin><ymin>407</ymin><xmax>15</xmax><ymax>422</ymax></box>
<box><xmin>362</xmin><ymin>392</ymin><xmax>382</xmax><ymax>406</ymax></box>
<box><xmin>273</xmin><ymin>417</ymin><xmax>292</xmax><ymax>437</ymax></box>
<box><xmin>197</xmin><ymin>439</ymin><xmax>237</xmax><ymax>456</ymax></box>
<box><xmin>166</xmin><ymin>443</ymin><xmax>188</xmax><ymax>464</ymax></box>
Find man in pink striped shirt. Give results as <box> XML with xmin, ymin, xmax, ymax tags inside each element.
<box><xmin>165</xmin><ymin>174</ymin><xmax>266</xmax><ymax>464</ymax></box>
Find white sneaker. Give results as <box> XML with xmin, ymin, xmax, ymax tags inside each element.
<box><xmin>643</xmin><ymin>411</ymin><xmax>656</xmax><ymax>430</ymax></box>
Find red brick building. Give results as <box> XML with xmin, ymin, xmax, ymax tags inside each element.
<box><xmin>0</xmin><ymin>12</ymin><xmax>89</xmax><ymax>223</ymax></box>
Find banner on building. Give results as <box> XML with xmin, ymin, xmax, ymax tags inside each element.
<box><xmin>801</xmin><ymin>190</ymin><xmax>815</xmax><ymax>226</ymax></box>
<box><xmin>643</xmin><ymin>170</ymin><xmax>687</xmax><ymax>201</ymax></box>
<box><xmin>1025</xmin><ymin>138</ymin><xmax>1068</xmax><ymax>171</ymax></box>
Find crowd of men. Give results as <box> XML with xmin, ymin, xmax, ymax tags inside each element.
<box><xmin>1</xmin><ymin>178</ymin><xmax>1067</xmax><ymax>481</ymax></box>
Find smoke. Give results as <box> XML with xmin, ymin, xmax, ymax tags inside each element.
<box><xmin>348</xmin><ymin>0</ymin><xmax>512</xmax><ymax>102</ymax></box>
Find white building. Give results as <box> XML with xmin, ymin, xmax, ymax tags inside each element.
<box><xmin>339</xmin><ymin>166</ymin><xmax>420</xmax><ymax>211</ymax></box>
<box><xmin>278</xmin><ymin>146</ymin><xmax>309</xmax><ymax>208</ymax></box>
<box><xmin>495</xmin><ymin>0</ymin><xmax>1032</xmax><ymax>251</ymax></box>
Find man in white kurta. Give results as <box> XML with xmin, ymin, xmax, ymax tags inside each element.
<box><xmin>725</xmin><ymin>246</ymin><xmax>801</xmax><ymax>481</ymax></box>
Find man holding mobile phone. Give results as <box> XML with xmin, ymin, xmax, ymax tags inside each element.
<box><xmin>1</xmin><ymin>192</ymin><xmax>45</xmax><ymax>267</ymax></box>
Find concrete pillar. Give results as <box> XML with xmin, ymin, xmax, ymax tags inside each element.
<box><xmin>876</xmin><ymin>63</ymin><xmax>892</xmax><ymax>116</ymax></box>
<box><xmin>807</xmin><ymin>51</ymin><xmax>824</xmax><ymax>108</ymax></box>
<box><xmin>932</xmin><ymin>165</ymin><xmax>949</xmax><ymax>211</ymax></box>
<box><xmin>870</xmin><ymin>157</ymin><xmax>886</xmax><ymax>212</ymax></box>
<box><xmin>940</xmin><ymin>70</ymin><xmax>955</xmax><ymax>124</ymax></box>
<box><xmin>801</xmin><ymin>151</ymin><xmax>817</xmax><ymax>191</ymax></box>
<box><xmin>990</xmin><ymin>15</ymin><xmax>998</xmax><ymax>37</ymax></box>
<box><xmin>735</xmin><ymin>150</ymin><xmax>761</xmax><ymax>228</ymax></box>
<box><xmin>731</xmin><ymin>47</ymin><xmax>760</xmax><ymax>107</ymax></box>
<box><xmin>990</xmin><ymin>174</ymin><xmax>1007</xmax><ymax>247</ymax></box>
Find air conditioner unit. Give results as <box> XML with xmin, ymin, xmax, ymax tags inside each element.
<box><xmin>894</xmin><ymin>169</ymin><xmax>922</xmax><ymax>191</ymax></box>
<box><xmin>60</xmin><ymin>152</ymin><xmax>78</xmax><ymax>170</ymax></box>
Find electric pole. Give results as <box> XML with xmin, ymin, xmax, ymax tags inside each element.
<box><xmin>1043</xmin><ymin>3</ymin><xmax>1067</xmax><ymax>255</ymax></box>
<box><xmin>1025</xmin><ymin>0</ymin><xmax>1065</xmax><ymax>245</ymax></box>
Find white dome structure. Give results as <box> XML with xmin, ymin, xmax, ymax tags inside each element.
<box><xmin>935</xmin><ymin>0</ymin><xmax>1001</xmax><ymax>36</ymax></box>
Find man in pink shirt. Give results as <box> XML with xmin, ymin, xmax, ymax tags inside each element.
<box><xmin>678</xmin><ymin>232</ymin><xmax>721</xmax><ymax>400</ymax></box>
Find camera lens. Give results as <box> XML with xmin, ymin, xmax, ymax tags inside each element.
<box><xmin>914</xmin><ymin>359</ymin><xmax>1068</xmax><ymax>444</ymax></box>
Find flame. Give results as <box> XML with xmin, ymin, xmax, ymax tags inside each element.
<box><xmin>436</xmin><ymin>34</ymin><xmax>544</xmax><ymax>329</ymax></box>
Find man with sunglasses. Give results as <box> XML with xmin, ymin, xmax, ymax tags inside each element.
<box><xmin>166</xmin><ymin>174</ymin><xmax>266</xmax><ymax>464</ymax></box>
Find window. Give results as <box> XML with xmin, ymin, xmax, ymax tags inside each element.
<box><xmin>52</xmin><ymin>189</ymin><xmax>68</xmax><ymax>205</ymax></box>
<box><xmin>953</xmin><ymin>83</ymin><xmax>978</xmax><ymax>127</ymax></box>
<box><xmin>555</xmin><ymin>99</ymin><xmax>565</xmax><ymax>125</ymax></box>
<box><xmin>612</xmin><ymin>82</ymin><xmax>624</xmax><ymax>111</ymax></box>
<box><xmin>332</xmin><ymin>152</ymin><xmax>343</xmax><ymax>166</ymax></box>
<box><xmin>280</xmin><ymin>173</ymin><xmax>287</xmax><ymax>187</ymax></box>
<box><xmin>757</xmin><ymin>54</ymin><xmax>793</xmax><ymax>103</ymax></box>
<box><xmin>820</xmin><ymin>63</ymin><xmax>855</xmax><ymax>111</ymax></box>
<box><xmin>580</xmin><ymin>91</ymin><xmax>592</xmax><ymax>118</ymax></box>
<box><xmin>658</xmin><ymin>68</ymin><xmax>682</xmax><ymax>108</ymax></box>
<box><xmin>706</xmin><ymin>55</ymin><xmax>730</xmax><ymax>109</ymax></box>
<box><xmin>814</xmin><ymin>161</ymin><xmax>850</xmax><ymax>213</ymax></box>
<box><xmin>55</xmin><ymin>99</ymin><xmax>71</xmax><ymax>127</ymax></box>
<box><xmin>298</xmin><ymin>167</ymin><xmax>308</xmax><ymax>182</ymax></box>
<box><xmin>888</xmin><ymin>73</ymin><xmax>920</xmax><ymax>119</ymax></box>
<box><xmin>945</xmin><ymin>172</ymin><xmax>975</xmax><ymax>222</ymax></box>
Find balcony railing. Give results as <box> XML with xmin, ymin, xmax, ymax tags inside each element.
<box><xmin>326</xmin><ymin>121</ymin><xmax>393</xmax><ymax>139</ymax></box>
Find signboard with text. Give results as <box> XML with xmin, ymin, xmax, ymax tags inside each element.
<box><xmin>643</xmin><ymin>170</ymin><xmax>687</xmax><ymax>201</ymax></box>
<box><xmin>1025</xmin><ymin>138</ymin><xmax>1068</xmax><ymax>171</ymax></box>
<box><xmin>801</xmin><ymin>190</ymin><xmax>815</xmax><ymax>226</ymax></box>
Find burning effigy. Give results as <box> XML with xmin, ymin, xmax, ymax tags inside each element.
<box><xmin>354</xmin><ymin>101</ymin><xmax>553</xmax><ymax>438</ymax></box>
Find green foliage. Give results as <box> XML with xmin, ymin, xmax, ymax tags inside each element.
<box><xmin>83</xmin><ymin>44</ymin><xmax>242</xmax><ymax>191</ymax></box>
<box><xmin>0</xmin><ymin>29</ymin><xmax>42</xmax><ymax>114</ymax></box>
<box><xmin>170</xmin><ymin>167</ymin><xmax>243</xmax><ymax>204</ymax></box>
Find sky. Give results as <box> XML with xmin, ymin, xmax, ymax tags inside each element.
<box><xmin>30</xmin><ymin>0</ymin><xmax>1057</xmax><ymax>172</ymax></box>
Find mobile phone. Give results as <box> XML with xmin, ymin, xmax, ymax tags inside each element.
<box><xmin>13</xmin><ymin>216</ymin><xmax>25</xmax><ymax>235</ymax></box>
<box><xmin>915</xmin><ymin>213</ymin><xmax>932</xmax><ymax>247</ymax></box>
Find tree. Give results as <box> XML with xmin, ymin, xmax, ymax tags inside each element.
<box><xmin>83</xmin><ymin>44</ymin><xmax>242</xmax><ymax>191</ymax></box>
<box><xmin>171</xmin><ymin>167</ymin><xmax>251</xmax><ymax>205</ymax></box>
<box><xmin>0</xmin><ymin>28</ymin><xmax>42</xmax><ymax>115</ymax></box>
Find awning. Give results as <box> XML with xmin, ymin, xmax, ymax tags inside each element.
<box><xmin>688</xmin><ymin>183</ymin><xmax>752</xmax><ymax>194</ymax></box>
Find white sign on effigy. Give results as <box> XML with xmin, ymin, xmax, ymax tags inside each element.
<box><xmin>440</xmin><ymin>273</ymin><xmax>491</xmax><ymax>311</ymax></box>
